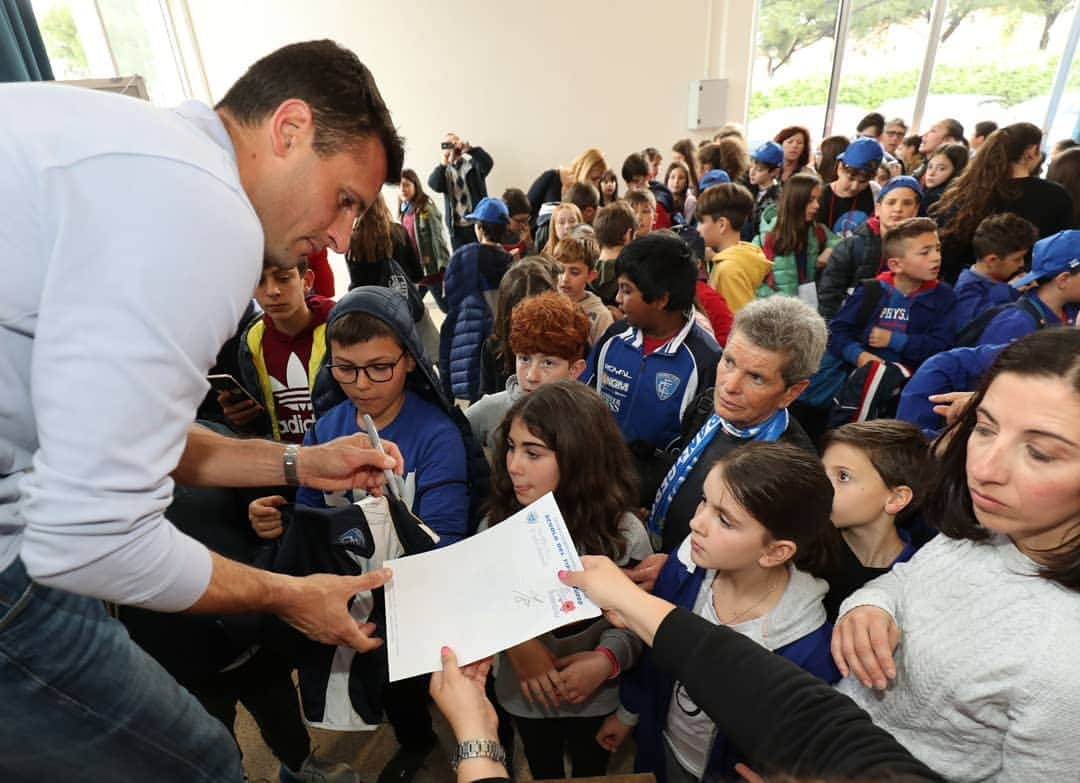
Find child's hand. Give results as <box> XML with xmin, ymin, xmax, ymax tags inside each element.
<box><xmin>217</xmin><ymin>390</ymin><xmax>262</xmax><ymax>428</ymax></box>
<box><xmin>506</xmin><ymin>639</ymin><xmax>562</xmax><ymax>708</ymax></box>
<box><xmin>249</xmin><ymin>495</ymin><xmax>287</xmax><ymax>539</ymax></box>
<box><xmin>554</xmin><ymin>651</ymin><xmax>611</xmax><ymax>704</ymax></box>
<box><xmin>855</xmin><ymin>351</ymin><xmax>882</xmax><ymax>368</ymax></box>
<box><xmin>831</xmin><ymin>605</ymin><xmax>901</xmax><ymax>690</ymax></box>
<box><xmin>868</xmin><ymin>326</ymin><xmax>892</xmax><ymax>348</ymax></box>
<box><xmin>624</xmin><ymin>553</ymin><xmax>668</xmax><ymax>593</ymax></box>
<box><xmin>595</xmin><ymin>712</ymin><xmax>633</xmax><ymax>752</ymax></box>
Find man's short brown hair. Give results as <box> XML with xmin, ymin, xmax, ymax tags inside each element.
<box><xmin>509</xmin><ymin>291</ymin><xmax>590</xmax><ymax>361</ymax></box>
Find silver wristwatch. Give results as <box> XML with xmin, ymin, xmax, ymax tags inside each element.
<box><xmin>450</xmin><ymin>739</ymin><xmax>506</xmax><ymax>771</ymax></box>
<box><xmin>282</xmin><ymin>444</ymin><xmax>300</xmax><ymax>486</ymax></box>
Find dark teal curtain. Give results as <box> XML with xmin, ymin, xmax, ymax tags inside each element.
<box><xmin>0</xmin><ymin>0</ymin><xmax>54</xmax><ymax>82</ymax></box>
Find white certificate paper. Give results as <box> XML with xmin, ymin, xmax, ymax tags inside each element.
<box><xmin>383</xmin><ymin>493</ymin><xmax>600</xmax><ymax>682</ymax></box>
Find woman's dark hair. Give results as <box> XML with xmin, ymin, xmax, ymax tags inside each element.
<box><xmin>1047</xmin><ymin>147</ymin><xmax>1080</xmax><ymax>228</ymax></box>
<box><xmin>773</xmin><ymin>173</ymin><xmax>822</xmax><ymax>256</ymax></box>
<box><xmin>488</xmin><ymin>381</ymin><xmax>638</xmax><ymax>560</ymax></box>
<box><xmin>931</xmin><ymin>122</ymin><xmax>1043</xmax><ymax>242</ymax></box>
<box><xmin>672</xmin><ymin>138</ymin><xmax>700</xmax><ymax>192</ymax></box>
<box><xmin>711</xmin><ymin>442</ymin><xmax>839</xmax><ymax>579</ymax></box>
<box><xmin>217</xmin><ymin>40</ymin><xmax>404</xmax><ymax>179</ymax></box>
<box><xmin>856</xmin><ymin>111</ymin><xmax>886</xmax><ymax>136</ymax></box>
<box><xmin>397</xmin><ymin>168</ymin><xmax>429</xmax><ymax>212</ymax></box>
<box><xmin>817</xmin><ymin>135</ymin><xmax>850</xmax><ymax>184</ymax></box>
<box><xmin>488</xmin><ymin>257</ymin><xmax>559</xmax><ymax>374</ymax></box>
<box><xmin>346</xmin><ymin>196</ymin><xmax>394</xmax><ymax>263</ymax></box>
<box><xmin>615</xmin><ymin>232</ymin><xmax>697</xmax><ymax>310</ymax></box>
<box><xmin>774</xmin><ymin>126</ymin><xmax>812</xmax><ymax>171</ymax></box>
<box><xmin>928</xmin><ymin>142</ymin><xmax>969</xmax><ymax>184</ymax></box>
<box><xmin>927</xmin><ymin>328</ymin><xmax>1080</xmax><ymax>591</ymax></box>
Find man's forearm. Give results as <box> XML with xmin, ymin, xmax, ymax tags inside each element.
<box><xmin>174</xmin><ymin>424</ymin><xmax>287</xmax><ymax>487</ymax></box>
<box><xmin>185</xmin><ymin>550</ymin><xmax>284</xmax><ymax>615</ymax></box>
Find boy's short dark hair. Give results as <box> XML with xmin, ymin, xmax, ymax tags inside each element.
<box><xmin>478</xmin><ymin>221</ymin><xmax>507</xmax><ymax>244</ymax></box>
<box><xmin>696</xmin><ymin>143</ymin><xmax>724</xmax><ymax>172</ymax></box>
<box><xmin>594</xmin><ymin>202</ymin><xmax>637</xmax><ymax>248</ymax></box>
<box><xmin>974</xmin><ymin>120</ymin><xmax>998</xmax><ymax>139</ymax></box>
<box><xmin>882</xmin><ymin>217</ymin><xmax>939</xmax><ymax>260</ymax></box>
<box><xmin>615</xmin><ymin>232</ymin><xmax>696</xmax><ymax>311</ymax></box>
<box><xmin>565</xmin><ymin>182</ymin><xmax>600</xmax><ymax>211</ymax></box>
<box><xmin>902</xmin><ymin>134</ymin><xmax>922</xmax><ymax>151</ymax></box>
<box><xmin>857</xmin><ymin>112</ymin><xmax>886</xmax><ymax>135</ymax></box>
<box><xmin>972</xmin><ymin>213</ymin><xmax>1039</xmax><ymax>259</ymax></box>
<box><xmin>553</xmin><ymin>234</ymin><xmax>600</xmax><ymax>271</ymax></box>
<box><xmin>502</xmin><ymin>188</ymin><xmax>530</xmax><ymax>217</ymax></box>
<box><xmin>696</xmin><ymin>182</ymin><xmax>754</xmax><ymax>228</ymax></box>
<box><xmin>823</xmin><ymin>419</ymin><xmax>932</xmax><ymax>520</ymax></box>
<box><xmin>327</xmin><ymin>311</ymin><xmax>403</xmax><ymax>349</ymax></box>
<box><xmin>621</xmin><ymin>153</ymin><xmax>649</xmax><ymax>184</ymax></box>
<box><xmin>216</xmin><ymin>40</ymin><xmax>403</xmax><ymax>180</ymax></box>
<box><xmin>262</xmin><ymin>257</ymin><xmax>309</xmax><ymax>275</ymax></box>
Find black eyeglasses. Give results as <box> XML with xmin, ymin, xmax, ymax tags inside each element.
<box><xmin>328</xmin><ymin>352</ymin><xmax>406</xmax><ymax>384</ymax></box>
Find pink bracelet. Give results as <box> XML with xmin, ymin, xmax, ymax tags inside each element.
<box><xmin>595</xmin><ymin>646</ymin><xmax>620</xmax><ymax>679</ymax></box>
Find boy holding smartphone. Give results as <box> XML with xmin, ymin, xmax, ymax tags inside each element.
<box><xmin>221</xmin><ymin>257</ymin><xmax>334</xmax><ymax>442</ymax></box>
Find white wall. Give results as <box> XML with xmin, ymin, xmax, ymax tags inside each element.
<box><xmin>186</xmin><ymin>0</ymin><xmax>755</xmax><ymax>198</ymax></box>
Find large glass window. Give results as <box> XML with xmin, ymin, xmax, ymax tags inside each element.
<box><xmin>748</xmin><ymin>0</ymin><xmax>842</xmax><ymax>144</ymax></box>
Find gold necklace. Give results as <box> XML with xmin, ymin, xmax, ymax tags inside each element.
<box><xmin>713</xmin><ymin>572</ymin><xmax>778</xmax><ymax>626</ymax></box>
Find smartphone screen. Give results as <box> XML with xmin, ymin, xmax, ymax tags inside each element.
<box><xmin>207</xmin><ymin>374</ymin><xmax>260</xmax><ymax>406</ymax></box>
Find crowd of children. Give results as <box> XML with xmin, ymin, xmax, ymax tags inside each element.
<box><xmin>155</xmin><ymin>114</ymin><xmax>1080</xmax><ymax>783</ymax></box>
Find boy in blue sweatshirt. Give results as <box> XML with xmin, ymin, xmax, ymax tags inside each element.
<box><xmin>828</xmin><ymin>217</ymin><xmax>955</xmax><ymax>372</ymax></box>
<box><xmin>953</xmin><ymin>213</ymin><xmax>1037</xmax><ymax>333</ymax></box>
<box><xmin>978</xmin><ymin>230</ymin><xmax>1080</xmax><ymax>345</ymax></box>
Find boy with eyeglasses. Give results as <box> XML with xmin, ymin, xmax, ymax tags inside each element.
<box><xmin>248</xmin><ymin>286</ymin><xmax>470</xmax><ymax>783</ymax></box>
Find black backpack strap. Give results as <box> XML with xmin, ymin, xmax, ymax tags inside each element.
<box><xmin>1016</xmin><ymin>296</ymin><xmax>1048</xmax><ymax>329</ymax></box>
<box><xmin>855</xmin><ymin>279</ymin><xmax>885</xmax><ymax>333</ymax></box>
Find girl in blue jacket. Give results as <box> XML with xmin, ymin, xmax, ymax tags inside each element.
<box><xmin>599</xmin><ymin>441</ymin><xmax>841</xmax><ymax>782</ymax></box>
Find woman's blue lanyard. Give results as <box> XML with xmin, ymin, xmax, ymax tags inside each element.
<box><xmin>647</xmin><ymin>408</ymin><xmax>789</xmax><ymax>538</ymax></box>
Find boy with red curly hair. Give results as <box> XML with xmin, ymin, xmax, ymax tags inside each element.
<box><xmin>466</xmin><ymin>290</ymin><xmax>589</xmax><ymax>452</ymax></box>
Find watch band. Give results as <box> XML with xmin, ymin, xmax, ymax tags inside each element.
<box><xmin>282</xmin><ymin>444</ymin><xmax>300</xmax><ymax>487</ymax></box>
<box><xmin>450</xmin><ymin>739</ymin><xmax>506</xmax><ymax>772</ymax></box>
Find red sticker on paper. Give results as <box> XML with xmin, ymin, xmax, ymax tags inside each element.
<box><xmin>561</xmin><ymin>600</ymin><xmax>576</xmax><ymax>613</ymax></box>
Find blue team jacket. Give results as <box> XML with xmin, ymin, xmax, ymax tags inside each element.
<box><xmin>585</xmin><ymin>317</ymin><xmax>720</xmax><ymax>450</ymax></box>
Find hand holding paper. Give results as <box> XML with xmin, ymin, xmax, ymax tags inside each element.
<box><xmin>383</xmin><ymin>493</ymin><xmax>600</xmax><ymax>681</ymax></box>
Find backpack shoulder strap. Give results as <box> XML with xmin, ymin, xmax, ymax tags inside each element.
<box><xmin>1016</xmin><ymin>296</ymin><xmax>1048</xmax><ymax>329</ymax></box>
<box><xmin>855</xmin><ymin>279</ymin><xmax>885</xmax><ymax>332</ymax></box>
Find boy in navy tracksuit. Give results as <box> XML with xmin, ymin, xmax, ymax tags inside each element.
<box><xmin>585</xmin><ymin>233</ymin><xmax>721</xmax><ymax>503</ymax></box>
<box><xmin>952</xmin><ymin>213</ymin><xmax>1037</xmax><ymax>334</ymax></box>
<box><xmin>977</xmin><ymin>230</ymin><xmax>1080</xmax><ymax>346</ymax></box>
<box><xmin>828</xmin><ymin>217</ymin><xmax>955</xmax><ymax>373</ymax></box>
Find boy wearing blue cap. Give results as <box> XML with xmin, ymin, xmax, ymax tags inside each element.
<box><xmin>953</xmin><ymin>213</ymin><xmax>1038</xmax><ymax>332</ymax></box>
<box><xmin>818</xmin><ymin>175</ymin><xmax>923</xmax><ymax>321</ymax></box>
<box><xmin>743</xmin><ymin>140</ymin><xmax>784</xmax><ymax>241</ymax></box>
<box><xmin>976</xmin><ymin>230</ymin><xmax>1080</xmax><ymax>345</ymax></box>
<box><xmin>820</xmin><ymin>136</ymin><xmax>884</xmax><ymax>237</ymax></box>
<box><xmin>439</xmin><ymin>196</ymin><xmax>513</xmax><ymax>402</ymax></box>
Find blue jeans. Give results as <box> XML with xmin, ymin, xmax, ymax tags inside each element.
<box><xmin>0</xmin><ymin>557</ymin><xmax>244</xmax><ymax>782</ymax></box>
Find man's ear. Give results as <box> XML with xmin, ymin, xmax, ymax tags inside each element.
<box><xmin>778</xmin><ymin>378</ymin><xmax>810</xmax><ymax>410</ymax></box>
<box><xmin>268</xmin><ymin>99</ymin><xmax>315</xmax><ymax>158</ymax></box>
<box><xmin>884</xmin><ymin>485</ymin><xmax>914</xmax><ymax>516</ymax></box>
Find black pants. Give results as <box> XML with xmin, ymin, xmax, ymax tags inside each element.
<box><xmin>193</xmin><ymin>649</ymin><xmax>311</xmax><ymax>772</ymax></box>
<box><xmin>514</xmin><ymin>714</ymin><xmax>610</xmax><ymax>779</ymax></box>
<box><xmin>384</xmin><ymin>674</ymin><xmax>436</xmax><ymax>751</ymax></box>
